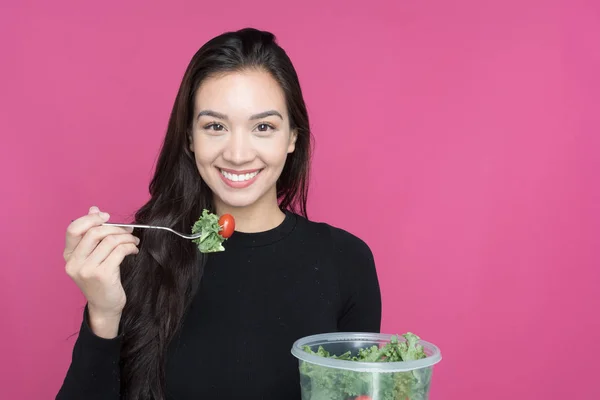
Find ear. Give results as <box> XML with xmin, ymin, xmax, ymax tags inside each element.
<box><xmin>188</xmin><ymin>131</ymin><xmax>194</xmax><ymax>153</ymax></box>
<box><xmin>287</xmin><ymin>129</ymin><xmax>298</xmax><ymax>154</ymax></box>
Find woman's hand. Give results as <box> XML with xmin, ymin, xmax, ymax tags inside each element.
<box><xmin>64</xmin><ymin>206</ymin><xmax>139</xmax><ymax>338</ymax></box>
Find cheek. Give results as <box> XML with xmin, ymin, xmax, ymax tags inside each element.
<box><xmin>257</xmin><ymin>135</ymin><xmax>292</xmax><ymax>162</ymax></box>
<box><xmin>193</xmin><ymin>149</ymin><xmax>216</xmax><ymax>184</ymax></box>
<box><xmin>192</xmin><ymin>136</ymin><xmax>219</xmax><ymax>166</ymax></box>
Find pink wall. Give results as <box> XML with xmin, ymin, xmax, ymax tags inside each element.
<box><xmin>2</xmin><ymin>0</ymin><xmax>598</xmax><ymax>398</ymax></box>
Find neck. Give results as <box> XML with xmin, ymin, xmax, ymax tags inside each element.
<box><xmin>214</xmin><ymin>192</ymin><xmax>286</xmax><ymax>233</ymax></box>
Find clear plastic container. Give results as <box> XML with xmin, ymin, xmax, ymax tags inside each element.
<box><xmin>291</xmin><ymin>332</ymin><xmax>442</xmax><ymax>400</ymax></box>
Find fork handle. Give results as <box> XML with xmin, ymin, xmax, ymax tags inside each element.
<box><xmin>103</xmin><ymin>223</ymin><xmax>156</xmax><ymax>229</ymax></box>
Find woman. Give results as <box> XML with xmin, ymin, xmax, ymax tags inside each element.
<box><xmin>57</xmin><ymin>28</ymin><xmax>381</xmax><ymax>400</ymax></box>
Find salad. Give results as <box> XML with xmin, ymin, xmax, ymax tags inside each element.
<box><xmin>299</xmin><ymin>333</ymin><xmax>432</xmax><ymax>400</ymax></box>
<box><xmin>191</xmin><ymin>209</ymin><xmax>235</xmax><ymax>253</ymax></box>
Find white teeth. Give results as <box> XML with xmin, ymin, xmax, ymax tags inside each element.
<box><xmin>221</xmin><ymin>170</ymin><xmax>259</xmax><ymax>182</ymax></box>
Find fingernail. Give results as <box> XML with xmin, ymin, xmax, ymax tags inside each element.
<box><xmin>135</xmin><ymin>237</ymin><xmax>140</xmax><ymax>245</ymax></box>
<box><xmin>89</xmin><ymin>206</ymin><xmax>99</xmax><ymax>213</ymax></box>
<box><xmin>100</xmin><ymin>212</ymin><xmax>110</xmax><ymax>220</ymax></box>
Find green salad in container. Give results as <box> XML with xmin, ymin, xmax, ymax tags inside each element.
<box><xmin>291</xmin><ymin>332</ymin><xmax>442</xmax><ymax>400</ymax></box>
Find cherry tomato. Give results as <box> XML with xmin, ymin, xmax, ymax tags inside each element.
<box><xmin>218</xmin><ymin>214</ymin><xmax>235</xmax><ymax>238</ymax></box>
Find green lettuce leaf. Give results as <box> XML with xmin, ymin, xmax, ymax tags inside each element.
<box><xmin>398</xmin><ymin>332</ymin><xmax>426</xmax><ymax>361</ymax></box>
<box><xmin>191</xmin><ymin>209</ymin><xmax>227</xmax><ymax>253</ymax></box>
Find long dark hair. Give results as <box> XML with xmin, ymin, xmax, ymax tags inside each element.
<box><xmin>118</xmin><ymin>28</ymin><xmax>311</xmax><ymax>399</ymax></box>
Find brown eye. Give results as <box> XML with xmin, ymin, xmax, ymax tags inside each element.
<box><xmin>206</xmin><ymin>124</ymin><xmax>225</xmax><ymax>131</ymax></box>
<box><xmin>206</xmin><ymin>123</ymin><xmax>225</xmax><ymax>131</ymax></box>
<box><xmin>256</xmin><ymin>123</ymin><xmax>274</xmax><ymax>132</ymax></box>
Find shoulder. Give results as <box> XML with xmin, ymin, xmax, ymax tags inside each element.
<box><xmin>293</xmin><ymin>213</ymin><xmax>375</xmax><ymax>266</ymax></box>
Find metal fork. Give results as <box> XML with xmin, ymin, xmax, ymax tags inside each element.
<box><xmin>102</xmin><ymin>223</ymin><xmax>205</xmax><ymax>240</ymax></box>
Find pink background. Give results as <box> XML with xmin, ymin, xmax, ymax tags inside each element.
<box><xmin>1</xmin><ymin>0</ymin><xmax>598</xmax><ymax>399</ymax></box>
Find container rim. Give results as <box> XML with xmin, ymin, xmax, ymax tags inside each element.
<box><xmin>290</xmin><ymin>332</ymin><xmax>442</xmax><ymax>373</ymax></box>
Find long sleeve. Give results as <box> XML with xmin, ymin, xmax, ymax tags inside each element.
<box><xmin>331</xmin><ymin>228</ymin><xmax>382</xmax><ymax>333</ymax></box>
<box><xmin>56</xmin><ymin>306</ymin><xmax>122</xmax><ymax>400</ymax></box>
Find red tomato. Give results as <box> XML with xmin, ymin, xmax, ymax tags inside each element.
<box><xmin>355</xmin><ymin>396</ymin><xmax>373</xmax><ymax>400</ymax></box>
<box><xmin>218</xmin><ymin>214</ymin><xmax>235</xmax><ymax>238</ymax></box>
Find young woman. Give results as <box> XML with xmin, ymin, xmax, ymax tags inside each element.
<box><xmin>57</xmin><ymin>28</ymin><xmax>381</xmax><ymax>400</ymax></box>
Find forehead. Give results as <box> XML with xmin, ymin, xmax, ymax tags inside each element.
<box><xmin>194</xmin><ymin>69</ymin><xmax>288</xmax><ymax>117</ymax></box>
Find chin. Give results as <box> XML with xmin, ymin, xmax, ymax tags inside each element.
<box><xmin>214</xmin><ymin>191</ymin><xmax>263</xmax><ymax>209</ymax></box>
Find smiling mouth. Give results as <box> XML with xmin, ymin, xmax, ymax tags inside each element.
<box><xmin>219</xmin><ymin>168</ymin><xmax>262</xmax><ymax>182</ymax></box>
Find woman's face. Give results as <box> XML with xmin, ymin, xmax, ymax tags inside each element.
<box><xmin>190</xmin><ymin>69</ymin><xmax>297</xmax><ymax>210</ymax></box>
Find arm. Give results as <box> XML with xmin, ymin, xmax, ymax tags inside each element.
<box><xmin>332</xmin><ymin>229</ymin><xmax>382</xmax><ymax>332</ymax></box>
<box><xmin>56</xmin><ymin>306</ymin><xmax>122</xmax><ymax>400</ymax></box>
<box><xmin>58</xmin><ymin>207</ymin><xmax>138</xmax><ymax>399</ymax></box>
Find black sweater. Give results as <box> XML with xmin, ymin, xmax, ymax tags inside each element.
<box><xmin>57</xmin><ymin>212</ymin><xmax>382</xmax><ymax>400</ymax></box>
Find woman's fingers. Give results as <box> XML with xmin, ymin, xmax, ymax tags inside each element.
<box><xmin>70</xmin><ymin>225</ymin><xmax>135</xmax><ymax>262</ymax></box>
<box><xmin>64</xmin><ymin>210</ymin><xmax>110</xmax><ymax>261</ymax></box>
<box><xmin>101</xmin><ymin>243</ymin><xmax>140</xmax><ymax>271</ymax></box>
<box><xmin>86</xmin><ymin>233</ymin><xmax>140</xmax><ymax>266</ymax></box>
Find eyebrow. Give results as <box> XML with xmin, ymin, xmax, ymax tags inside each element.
<box><xmin>196</xmin><ymin>109</ymin><xmax>283</xmax><ymax>121</ymax></box>
<box><xmin>249</xmin><ymin>110</ymin><xmax>283</xmax><ymax>120</ymax></box>
<box><xmin>197</xmin><ymin>110</ymin><xmax>228</xmax><ymax>120</ymax></box>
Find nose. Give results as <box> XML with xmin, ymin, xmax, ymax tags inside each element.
<box><xmin>222</xmin><ymin>130</ymin><xmax>254</xmax><ymax>165</ymax></box>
